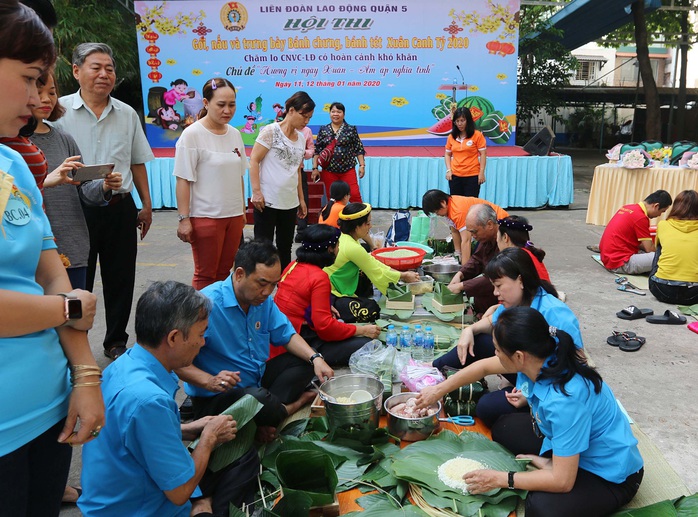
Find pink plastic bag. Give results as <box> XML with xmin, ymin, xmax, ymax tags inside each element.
<box><xmin>399</xmin><ymin>359</ymin><xmax>445</xmax><ymax>392</ymax></box>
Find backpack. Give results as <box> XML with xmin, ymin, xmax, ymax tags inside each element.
<box><xmin>670</xmin><ymin>140</ymin><xmax>698</xmax><ymax>166</ymax></box>
<box><xmin>385</xmin><ymin>210</ymin><xmax>411</xmax><ymax>246</ymax></box>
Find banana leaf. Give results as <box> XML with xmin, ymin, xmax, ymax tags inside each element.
<box><xmin>390</xmin><ymin>430</ymin><xmax>526</xmax><ymax>516</ymax></box>
<box><xmin>377</xmin><ymin>296</ymin><xmax>414</xmax><ymax>320</ymax></box>
<box><xmin>610</xmin><ymin>493</ymin><xmax>698</xmax><ymax>516</ymax></box>
<box><xmin>276</xmin><ymin>449</ymin><xmax>338</xmax><ymax>506</ymax></box>
<box><xmin>421</xmin><ymin>292</ymin><xmax>462</xmax><ymax>322</ymax></box>
<box><xmin>188</xmin><ymin>394</ymin><xmax>263</xmax><ymax>472</ymax></box>
<box><xmin>346</xmin><ymin>494</ymin><xmax>429</xmax><ymax>516</ymax></box>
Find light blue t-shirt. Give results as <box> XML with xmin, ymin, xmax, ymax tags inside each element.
<box><xmin>79</xmin><ymin>345</ymin><xmax>199</xmax><ymax>517</ymax></box>
<box><xmin>184</xmin><ymin>275</ymin><xmax>296</xmax><ymax>398</ymax></box>
<box><xmin>520</xmin><ymin>365</ymin><xmax>644</xmax><ymax>484</ymax></box>
<box><xmin>0</xmin><ymin>145</ymin><xmax>69</xmax><ymax>456</ymax></box>
<box><xmin>492</xmin><ymin>287</ymin><xmax>584</xmax><ymax>349</ymax></box>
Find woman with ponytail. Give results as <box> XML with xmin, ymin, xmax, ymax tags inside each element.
<box><xmin>319</xmin><ymin>180</ymin><xmax>351</xmax><ymax>228</ymax></box>
<box><xmin>428</xmin><ymin>307</ymin><xmax>643</xmax><ymax>517</ymax></box>
<box><xmin>496</xmin><ymin>215</ymin><xmax>550</xmax><ymax>282</ymax></box>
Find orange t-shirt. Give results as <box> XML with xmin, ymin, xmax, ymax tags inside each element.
<box><xmin>447</xmin><ymin>196</ymin><xmax>508</xmax><ymax>233</ymax></box>
<box><xmin>318</xmin><ymin>200</ymin><xmax>346</xmax><ymax>228</ymax></box>
<box><xmin>445</xmin><ymin>131</ymin><xmax>486</xmax><ymax>177</ymax></box>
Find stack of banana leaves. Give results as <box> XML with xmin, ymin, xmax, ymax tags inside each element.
<box><xmin>235</xmin><ymin>417</ymin><xmax>528</xmax><ymax>516</ymax></box>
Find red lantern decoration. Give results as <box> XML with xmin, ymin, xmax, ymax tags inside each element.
<box><xmin>499</xmin><ymin>42</ymin><xmax>515</xmax><ymax>56</ymax></box>
<box><xmin>144</xmin><ymin>31</ymin><xmax>159</xmax><ymax>43</ymax></box>
<box><xmin>147</xmin><ymin>58</ymin><xmax>161</xmax><ymax>68</ymax></box>
<box><xmin>145</xmin><ymin>44</ymin><xmax>160</xmax><ymax>55</ymax></box>
<box><xmin>148</xmin><ymin>70</ymin><xmax>162</xmax><ymax>83</ymax></box>
<box><xmin>486</xmin><ymin>41</ymin><xmax>501</xmax><ymax>55</ymax></box>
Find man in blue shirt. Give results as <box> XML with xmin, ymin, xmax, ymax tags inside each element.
<box><xmin>80</xmin><ymin>281</ymin><xmax>258</xmax><ymax>516</ymax></box>
<box><xmin>177</xmin><ymin>240</ymin><xmax>334</xmax><ymax>439</ymax></box>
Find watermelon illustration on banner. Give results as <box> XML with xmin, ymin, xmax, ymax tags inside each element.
<box><xmin>457</xmin><ymin>96</ymin><xmax>495</xmax><ymax>129</ymax></box>
<box><xmin>480</xmin><ymin>110</ymin><xmax>512</xmax><ymax>144</ymax></box>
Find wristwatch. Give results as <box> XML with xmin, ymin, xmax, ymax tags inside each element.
<box><xmin>309</xmin><ymin>352</ymin><xmax>324</xmax><ymax>364</ymax></box>
<box><xmin>177</xmin><ymin>214</ymin><xmax>190</xmax><ymax>221</ymax></box>
<box><xmin>58</xmin><ymin>292</ymin><xmax>82</xmax><ymax>322</ymax></box>
<box><xmin>508</xmin><ymin>471</ymin><xmax>516</xmax><ymax>489</ymax></box>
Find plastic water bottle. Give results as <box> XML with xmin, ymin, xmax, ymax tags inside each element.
<box><xmin>412</xmin><ymin>325</ymin><xmax>425</xmax><ymax>361</ymax></box>
<box><xmin>386</xmin><ymin>325</ymin><xmax>398</xmax><ymax>347</ymax></box>
<box><xmin>423</xmin><ymin>326</ymin><xmax>435</xmax><ymax>362</ymax></box>
<box><xmin>662</xmin><ymin>146</ymin><xmax>670</xmax><ymax>166</ymax></box>
<box><xmin>400</xmin><ymin>325</ymin><xmax>413</xmax><ymax>353</ymax></box>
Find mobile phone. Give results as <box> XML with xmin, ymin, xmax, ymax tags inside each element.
<box><xmin>72</xmin><ymin>163</ymin><xmax>115</xmax><ymax>183</ymax></box>
<box><xmin>313</xmin><ymin>176</ymin><xmax>321</xmax><ymax>183</ymax></box>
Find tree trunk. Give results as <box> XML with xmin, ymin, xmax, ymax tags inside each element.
<box><xmin>675</xmin><ymin>8</ymin><xmax>689</xmax><ymax>140</ymax></box>
<box><xmin>632</xmin><ymin>1</ymin><xmax>661</xmax><ymax>140</ymax></box>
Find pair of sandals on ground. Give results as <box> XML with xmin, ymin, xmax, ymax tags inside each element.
<box><xmin>608</xmin><ymin>305</ymin><xmax>691</xmax><ymax>352</ymax></box>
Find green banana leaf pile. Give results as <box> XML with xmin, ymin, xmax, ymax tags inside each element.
<box><xmin>610</xmin><ymin>493</ymin><xmax>698</xmax><ymax>516</ymax></box>
<box><xmin>251</xmin><ymin>418</ymin><xmax>527</xmax><ymax>516</ymax></box>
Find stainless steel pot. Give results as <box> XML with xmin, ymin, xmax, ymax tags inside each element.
<box><xmin>422</xmin><ymin>263</ymin><xmax>461</xmax><ymax>283</ymax></box>
<box><xmin>320</xmin><ymin>374</ymin><xmax>384</xmax><ymax>432</ymax></box>
<box><xmin>384</xmin><ymin>392</ymin><xmax>441</xmax><ymax>442</ymax></box>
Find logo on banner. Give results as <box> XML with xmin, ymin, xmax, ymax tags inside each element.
<box><xmin>221</xmin><ymin>2</ymin><xmax>248</xmax><ymax>32</ymax></box>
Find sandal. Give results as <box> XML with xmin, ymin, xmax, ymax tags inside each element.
<box><xmin>607</xmin><ymin>331</ymin><xmax>640</xmax><ymax>347</ymax></box>
<box><xmin>104</xmin><ymin>344</ymin><xmax>127</xmax><ymax>360</ymax></box>
<box><xmin>646</xmin><ymin>310</ymin><xmax>687</xmax><ymax>325</ymax></box>
<box><xmin>616</xmin><ymin>306</ymin><xmax>653</xmax><ymax>320</ymax></box>
<box><xmin>61</xmin><ymin>486</ymin><xmax>82</xmax><ymax>505</ymax></box>
<box><xmin>619</xmin><ymin>337</ymin><xmax>644</xmax><ymax>352</ymax></box>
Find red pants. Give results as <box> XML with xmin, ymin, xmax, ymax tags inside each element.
<box><xmin>320</xmin><ymin>168</ymin><xmax>363</xmax><ymax>203</ymax></box>
<box><xmin>190</xmin><ymin>216</ymin><xmax>245</xmax><ymax>290</ymax></box>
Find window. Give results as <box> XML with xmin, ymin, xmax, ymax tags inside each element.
<box><xmin>575</xmin><ymin>61</ymin><xmax>594</xmax><ymax>81</ymax></box>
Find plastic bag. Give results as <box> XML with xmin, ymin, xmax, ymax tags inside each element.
<box><xmin>409</xmin><ymin>210</ymin><xmax>431</xmax><ymax>245</ymax></box>
<box><xmin>349</xmin><ymin>339</ymin><xmax>395</xmax><ymax>379</ymax></box>
<box><xmin>369</xmin><ymin>229</ymin><xmax>385</xmax><ymax>249</ymax></box>
<box><xmin>399</xmin><ymin>359</ymin><xmax>445</xmax><ymax>392</ymax></box>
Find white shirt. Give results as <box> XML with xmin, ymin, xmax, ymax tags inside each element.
<box><xmin>55</xmin><ymin>91</ymin><xmax>154</xmax><ymax>194</ymax></box>
<box><xmin>255</xmin><ymin>123</ymin><xmax>305</xmax><ymax>210</ymax></box>
<box><xmin>173</xmin><ymin>121</ymin><xmax>248</xmax><ymax>218</ymax></box>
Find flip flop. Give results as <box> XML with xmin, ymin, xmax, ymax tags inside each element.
<box><xmin>689</xmin><ymin>322</ymin><xmax>698</xmax><ymax>335</ymax></box>
<box><xmin>586</xmin><ymin>245</ymin><xmax>601</xmax><ymax>253</ymax></box>
<box><xmin>645</xmin><ymin>310</ymin><xmax>687</xmax><ymax>325</ymax></box>
<box><xmin>619</xmin><ymin>337</ymin><xmax>644</xmax><ymax>352</ymax></box>
<box><xmin>61</xmin><ymin>486</ymin><xmax>82</xmax><ymax>505</ymax></box>
<box><xmin>607</xmin><ymin>331</ymin><xmax>641</xmax><ymax>347</ymax></box>
<box><xmin>616</xmin><ymin>306</ymin><xmax>654</xmax><ymax>320</ymax></box>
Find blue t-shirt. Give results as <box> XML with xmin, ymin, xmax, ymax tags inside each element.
<box><xmin>492</xmin><ymin>288</ymin><xmax>584</xmax><ymax>349</ymax></box>
<box><xmin>0</xmin><ymin>145</ymin><xmax>69</xmax><ymax>456</ymax></box>
<box><xmin>79</xmin><ymin>345</ymin><xmax>199</xmax><ymax>517</ymax></box>
<box><xmin>184</xmin><ymin>275</ymin><xmax>296</xmax><ymax>398</ymax></box>
<box><xmin>520</xmin><ymin>364</ymin><xmax>643</xmax><ymax>484</ymax></box>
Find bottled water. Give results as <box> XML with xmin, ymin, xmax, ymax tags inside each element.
<box><xmin>423</xmin><ymin>326</ymin><xmax>435</xmax><ymax>362</ymax></box>
<box><xmin>400</xmin><ymin>325</ymin><xmax>413</xmax><ymax>353</ymax></box>
<box><xmin>386</xmin><ymin>325</ymin><xmax>398</xmax><ymax>347</ymax></box>
<box><xmin>412</xmin><ymin>324</ymin><xmax>425</xmax><ymax>361</ymax></box>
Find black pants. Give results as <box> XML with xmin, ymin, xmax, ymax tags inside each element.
<box><xmin>301</xmin><ymin>326</ymin><xmax>371</xmax><ymax>366</ymax></box>
<box><xmin>191</xmin><ymin>386</ymin><xmax>288</xmax><ymax>428</ymax></box>
<box><xmin>253</xmin><ymin>206</ymin><xmax>297</xmax><ymax>271</ymax></box>
<box><xmin>433</xmin><ymin>332</ymin><xmax>496</xmax><ymax>370</ymax></box>
<box><xmin>261</xmin><ymin>351</ymin><xmax>315</xmax><ymax>404</ymax></box>
<box><xmin>648</xmin><ymin>278</ymin><xmax>698</xmax><ymax>305</ymax></box>
<box><xmin>82</xmin><ymin>194</ymin><xmax>138</xmax><ymax>350</ymax></box>
<box><xmin>0</xmin><ymin>419</ymin><xmax>72</xmax><ymax>517</ymax></box>
<box><xmin>476</xmin><ymin>386</ymin><xmax>529</xmax><ymax>428</ymax></box>
<box><xmin>449</xmin><ymin>175</ymin><xmax>480</xmax><ymax>198</ymax></box>
<box><xmin>195</xmin><ymin>448</ymin><xmax>259</xmax><ymax>515</ymax></box>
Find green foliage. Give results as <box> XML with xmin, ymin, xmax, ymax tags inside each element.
<box><xmin>517</xmin><ymin>5</ymin><xmax>578</xmax><ymax>135</ymax></box>
<box><xmin>53</xmin><ymin>0</ymin><xmax>142</xmax><ymax>110</ymax></box>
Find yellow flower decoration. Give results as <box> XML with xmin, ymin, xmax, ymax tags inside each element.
<box><xmin>390</xmin><ymin>97</ymin><xmax>408</xmax><ymax>107</ymax></box>
<box><xmin>468</xmin><ymin>85</ymin><xmax>479</xmax><ymax>92</ymax></box>
<box><xmin>323</xmin><ymin>103</ymin><xmax>331</xmax><ymax>112</ymax></box>
<box><xmin>192</xmin><ymin>69</ymin><xmax>203</xmax><ymax>76</ymax></box>
<box><xmin>496</xmin><ymin>73</ymin><xmax>507</xmax><ymax>80</ymax></box>
<box><xmin>436</xmin><ymin>93</ymin><xmax>447</xmax><ymax>100</ymax></box>
<box><xmin>166</xmin><ymin>59</ymin><xmax>177</xmax><ymax>65</ymax></box>
<box><xmin>358</xmin><ymin>104</ymin><xmax>370</xmax><ymax>111</ymax></box>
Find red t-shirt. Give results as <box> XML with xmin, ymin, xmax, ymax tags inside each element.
<box><xmin>0</xmin><ymin>136</ymin><xmax>48</xmax><ymax>192</ymax></box>
<box><xmin>599</xmin><ymin>203</ymin><xmax>652</xmax><ymax>269</ymax></box>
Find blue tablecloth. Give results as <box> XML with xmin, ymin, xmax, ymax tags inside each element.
<box><xmin>133</xmin><ymin>154</ymin><xmax>573</xmax><ymax>210</ymax></box>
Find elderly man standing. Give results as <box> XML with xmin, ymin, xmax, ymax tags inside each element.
<box><xmin>56</xmin><ymin>43</ymin><xmax>154</xmax><ymax>360</ymax></box>
<box><xmin>79</xmin><ymin>281</ymin><xmax>259</xmax><ymax>517</ymax></box>
<box><xmin>177</xmin><ymin>239</ymin><xmax>334</xmax><ymax>440</ymax></box>
<box><xmin>446</xmin><ymin>203</ymin><xmax>500</xmax><ymax>314</ymax></box>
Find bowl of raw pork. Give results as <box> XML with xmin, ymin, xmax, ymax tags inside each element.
<box><xmin>384</xmin><ymin>392</ymin><xmax>441</xmax><ymax>441</ymax></box>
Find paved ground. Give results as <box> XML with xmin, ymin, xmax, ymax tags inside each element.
<box><xmin>60</xmin><ymin>148</ymin><xmax>695</xmax><ymax>515</ymax></box>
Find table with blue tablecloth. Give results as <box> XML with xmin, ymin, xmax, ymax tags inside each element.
<box><xmin>132</xmin><ymin>154</ymin><xmax>574</xmax><ymax>211</ymax></box>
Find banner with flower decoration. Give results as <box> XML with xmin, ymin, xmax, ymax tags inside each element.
<box><xmin>134</xmin><ymin>0</ymin><xmax>519</xmax><ymax>148</ymax></box>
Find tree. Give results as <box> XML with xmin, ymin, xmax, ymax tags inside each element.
<box><xmin>516</xmin><ymin>5</ymin><xmax>578</xmax><ymax>141</ymax></box>
<box><xmin>53</xmin><ymin>0</ymin><xmax>142</xmax><ymax>111</ymax></box>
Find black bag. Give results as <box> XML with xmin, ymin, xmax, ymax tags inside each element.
<box><xmin>332</xmin><ymin>296</ymin><xmax>380</xmax><ymax>323</ymax></box>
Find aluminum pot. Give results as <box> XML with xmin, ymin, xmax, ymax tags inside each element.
<box><xmin>384</xmin><ymin>392</ymin><xmax>441</xmax><ymax>442</ymax></box>
<box><xmin>422</xmin><ymin>263</ymin><xmax>461</xmax><ymax>283</ymax></box>
<box><xmin>320</xmin><ymin>374</ymin><xmax>384</xmax><ymax>432</ymax></box>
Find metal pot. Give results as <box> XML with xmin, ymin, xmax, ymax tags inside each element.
<box><xmin>320</xmin><ymin>374</ymin><xmax>384</xmax><ymax>432</ymax></box>
<box><xmin>422</xmin><ymin>263</ymin><xmax>461</xmax><ymax>283</ymax></box>
<box><xmin>384</xmin><ymin>392</ymin><xmax>441</xmax><ymax>442</ymax></box>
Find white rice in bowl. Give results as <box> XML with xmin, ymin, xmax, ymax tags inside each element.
<box><xmin>437</xmin><ymin>457</ymin><xmax>487</xmax><ymax>493</ymax></box>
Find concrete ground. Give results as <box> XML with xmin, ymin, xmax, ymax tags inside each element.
<box><xmin>60</xmin><ymin>148</ymin><xmax>695</xmax><ymax>515</ymax></box>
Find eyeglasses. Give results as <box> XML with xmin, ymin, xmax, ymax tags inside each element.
<box><xmin>530</xmin><ymin>407</ymin><xmax>543</xmax><ymax>439</ymax></box>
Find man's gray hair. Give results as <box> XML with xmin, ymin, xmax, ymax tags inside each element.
<box><xmin>469</xmin><ymin>203</ymin><xmax>498</xmax><ymax>226</ymax></box>
<box><xmin>72</xmin><ymin>42</ymin><xmax>115</xmax><ymax>68</ymax></box>
<box><xmin>135</xmin><ymin>281</ymin><xmax>211</xmax><ymax>348</ymax></box>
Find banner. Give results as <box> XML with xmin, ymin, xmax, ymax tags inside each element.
<box><xmin>134</xmin><ymin>0</ymin><xmax>520</xmax><ymax>148</ymax></box>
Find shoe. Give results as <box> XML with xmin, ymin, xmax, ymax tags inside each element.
<box><xmin>61</xmin><ymin>486</ymin><xmax>82</xmax><ymax>505</ymax></box>
<box><xmin>104</xmin><ymin>344</ymin><xmax>127</xmax><ymax>360</ymax></box>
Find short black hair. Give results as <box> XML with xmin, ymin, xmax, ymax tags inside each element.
<box><xmin>234</xmin><ymin>239</ymin><xmax>280</xmax><ymax>275</ymax></box>
<box><xmin>21</xmin><ymin>0</ymin><xmax>57</xmax><ymax>28</ymax></box>
<box><xmin>422</xmin><ymin>189</ymin><xmax>450</xmax><ymax>216</ymax></box>
<box><xmin>644</xmin><ymin>190</ymin><xmax>672</xmax><ymax>209</ymax></box>
<box><xmin>135</xmin><ymin>281</ymin><xmax>210</xmax><ymax>348</ymax></box>
<box><xmin>296</xmin><ymin>224</ymin><xmax>340</xmax><ymax>268</ymax></box>
<box><xmin>0</xmin><ymin>1</ymin><xmax>55</xmax><ymax>67</ymax></box>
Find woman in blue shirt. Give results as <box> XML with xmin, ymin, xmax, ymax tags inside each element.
<box><xmin>462</xmin><ymin>307</ymin><xmax>643</xmax><ymax>517</ymax></box>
